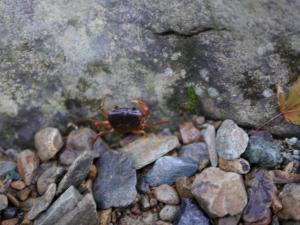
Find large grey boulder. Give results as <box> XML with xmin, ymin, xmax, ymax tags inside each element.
<box><xmin>1</xmin><ymin>0</ymin><xmax>300</xmax><ymax>147</ymax></box>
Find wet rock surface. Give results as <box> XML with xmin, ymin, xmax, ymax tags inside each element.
<box><xmin>243</xmin><ymin>136</ymin><xmax>283</xmax><ymax>169</ymax></box>
<box><xmin>145</xmin><ymin>156</ymin><xmax>198</xmax><ymax>187</ymax></box>
<box><xmin>93</xmin><ymin>150</ymin><xmax>137</xmax><ymax>209</ymax></box>
<box><xmin>192</xmin><ymin>167</ymin><xmax>247</xmax><ymax>217</ymax></box>
<box><xmin>119</xmin><ymin>134</ymin><xmax>180</xmax><ymax>169</ymax></box>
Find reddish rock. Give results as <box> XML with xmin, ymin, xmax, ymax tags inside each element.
<box><xmin>1</xmin><ymin>218</ymin><xmax>19</xmax><ymax>225</ymax></box>
<box><xmin>191</xmin><ymin>167</ymin><xmax>247</xmax><ymax>217</ymax></box>
<box><xmin>17</xmin><ymin>187</ymin><xmax>31</xmax><ymax>201</ymax></box>
<box><xmin>17</xmin><ymin>150</ymin><xmax>39</xmax><ymax>186</ymax></box>
<box><xmin>98</xmin><ymin>208</ymin><xmax>112</xmax><ymax>225</ymax></box>
<box><xmin>179</xmin><ymin>122</ymin><xmax>202</xmax><ymax>144</ymax></box>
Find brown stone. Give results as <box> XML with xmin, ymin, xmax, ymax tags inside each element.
<box><xmin>269</xmin><ymin>170</ymin><xmax>300</xmax><ymax>184</ymax></box>
<box><xmin>179</xmin><ymin>121</ymin><xmax>202</xmax><ymax>144</ymax></box>
<box><xmin>88</xmin><ymin>164</ymin><xmax>97</xmax><ymax>180</ymax></box>
<box><xmin>98</xmin><ymin>208</ymin><xmax>112</xmax><ymax>225</ymax></box>
<box><xmin>17</xmin><ymin>150</ymin><xmax>39</xmax><ymax>186</ymax></box>
<box><xmin>10</xmin><ymin>180</ymin><xmax>26</xmax><ymax>190</ymax></box>
<box><xmin>218</xmin><ymin>158</ymin><xmax>250</xmax><ymax>174</ymax></box>
<box><xmin>154</xmin><ymin>184</ymin><xmax>180</xmax><ymax>205</ymax></box>
<box><xmin>175</xmin><ymin>176</ymin><xmax>193</xmax><ymax>199</ymax></box>
<box><xmin>6</xmin><ymin>193</ymin><xmax>20</xmax><ymax>207</ymax></box>
<box><xmin>191</xmin><ymin>167</ymin><xmax>247</xmax><ymax>217</ymax></box>
<box><xmin>17</xmin><ymin>187</ymin><xmax>31</xmax><ymax>201</ymax></box>
<box><xmin>278</xmin><ymin>183</ymin><xmax>300</xmax><ymax>220</ymax></box>
<box><xmin>1</xmin><ymin>218</ymin><xmax>19</xmax><ymax>225</ymax></box>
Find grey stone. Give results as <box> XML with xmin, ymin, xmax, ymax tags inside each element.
<box><xmin>174</xmin><ymin>199</ymin><xmax>210</xmax><ymax>225</ymax></box>
<box><xmin>93</xmin><ymin>150</ymin><xmax>137</xmax><ymax>209</ymax></box>
<box><xmin>154</xmin><ymin>184</ymin><xmax>180</xmax><ymax>205</ymax></box>
<box><xmin>145</xmin><ymin>156</ymin><xmax>198</xmax><ymax>187</ymax></box>
<box><xmin>28</xmin><ymin>183</ymin><xmax>56</xmax><ymax>220</ymax></box>
<box><xmin>55</xmin><ymin>193</ymin><xmax>98</xmax><ymax>225</ymax></box>
<box><xmin>1</xmin><ymin>0</ymin><xmax>300</xmax><ymax>147</ymax></box>
<box><xmin>119</xmin><ymin>134</ymin><xmax>180</xmax><ymax>169</ymax></box>
<box><xmin>37</xmin><ymin>166</ymin><xmax>65</xmax><ymax>194</ymax></box>
<box><xmin>201</xmin><ymin>124</ymin><xmax>218</xmax><ymax>167</ymax></box>
<box><xmin>34</xmin><ymin>186</ymin><xmax>98</xmax><ymax>225</ymax></box>
<box><xmin>0</xmin><ymin>194</ymin><xmax>8</xmax><ymax>211</ymax></box>
<box><xmin>34</xmin><ymin>186</ymin><xmax>82</xmax><ymax>225</ymax></box>
<box><xmin>159</xmin><ymin>205</ymin><xmax>180</xmax><ymax>222</ymax></box>
<box><xmin>34</xmin><ymin>127</ymin><xmax>63</xmax><ymax>162</ymax></box>
<box><xmin>216</xmin><ymin>120</ymin><xmax>249</xmax><ymax>160</ymax></box>
<box><xmin>242</xmin><ymin>169</ymin><xmax>273</xmax><ymax>223</ymax></box>
<box><xmin>178</xmin><ymin>142</ymin><xmax>209</xmax><ymax>165</ymax></box>
<box><xmin>57</xmin><ymin>151</ymin><xmax>94</xmax><ymax>195</ymax></box>
<box><xmin>60</xmin><ymin>128</ymin><xmax>108</xmax><ymax>166</ymax></box>
<box><xmin>243</xmin><ymin>136</ymin><xmax>283</xmax><ymax>169</ymax></box>
<box><xmin>0</xmin><ymin>161</ymin><xmax>16</xmax><ymax>177</ymax></box>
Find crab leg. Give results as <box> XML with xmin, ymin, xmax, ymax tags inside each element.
<box><xmin>132</xmin><ymin>129</ymin><xmax>148</xmax><ymax>138</ymax></box>
<box><xmin>74</xmin><ymin>118</ymin><xmax>111</xmax><ymax>130</ymax></box>
<box><xmin>92</xmin><ymin>129</ymin><xmax>115</xmax><ymax>144</ymax></box>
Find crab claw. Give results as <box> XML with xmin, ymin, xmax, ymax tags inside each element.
<box><xmin>132</xmin><ymin>97</ymin><xmax>150</xmax><ymax>117</ymax></box>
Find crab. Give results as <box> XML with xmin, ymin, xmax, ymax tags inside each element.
<box><xmin>74</xmin><ymin>96</ymin><xmax>162</xmax><ymax>142</ymax></box>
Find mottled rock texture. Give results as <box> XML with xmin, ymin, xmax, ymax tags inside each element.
<box><xmin>1</xmin><ymin>0</ymin><xmax>300</xmax><ymax>147</ymax></box>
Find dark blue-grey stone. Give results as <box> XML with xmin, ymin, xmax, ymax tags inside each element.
<box><xmin>178</xmin><ymin>142</ymin><xmax>209</xmax><ymax>164</ymax></box>
<box><xmin>145</xmin><ymin>156</ymin><xmax>198</xmax><ymax>187</ymax></box>
<box><xmin>243</xmin><ymin>136</ymin><xmax>283</xmax><ymax>169</ymax></box>
<box><xmin>0</xmin><ymin>161</ymin><xmax>16</xmax><ymax>178</ymax></box>
<box><xmin>174</xmin><ymin>199</ymin><xmax>210</xmax><ymax>225</ymax></box>
<box><xmin>93</xmin><ymin>150</ymin><xmax>137</xmax><ymax>209</ymax></box>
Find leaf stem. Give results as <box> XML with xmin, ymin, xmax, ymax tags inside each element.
<box><xmin>255</xmin><ymin>113</ymin><xmax>283</xmax><ymax>131</ymax></box>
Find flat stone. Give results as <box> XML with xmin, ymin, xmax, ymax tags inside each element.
<box><xmin>178</xmin><ymin>142</ymin><xmax>209</xmax><ymax>165</ymax></box>
<box><xmin>93</xmin><ymin>150</ymin><xmax>137</xmax><ymax>209</ymax></box>
<box><xmin>217</xmin><ymin>216</ymin><xmax>240</xmax><ymax>225</ymax></box>
<box><xmin>201</xmin><ymin>124</ymin><xmax>218</xmax><ymax>167</ymax></box>
<box><xmin>278</xmin><ymin>183</ymin><xmax>300</xmax><ymax>220</ymax></box>
<box><xmin>145</xmin><ymin>156</ymin><xmax>198</xmax><ymax>187</ymax></box>
<box><xmin>57</xmin><ymin>151</ymin><xmax>94</xmax><ymax>195</ymax></box>
<box><xmin>59</xmin><ymin>128</ymin><xmax>108</xmax><ymax>166</ymax></box>
<box><xmin>0</xmin><ymin>194</ymin><xmax>8</xmax><ymax>211</ymax></box>
<box><xmin>119</xmin><ymin>134</ymin><xmax>180</xmax><ymax>169</ymax></box>
<box><xmin>174</xmin><ymin>199</ymin><xmax>210</xmax><ymax>225</ymax></box>
<box><xmin>28</xmin><ymin>183</ymin><xmax>56</xmax><ymax>220</ymax></box>
<box><xmin>216</xmin><ymin>120</ymin><xmax>249</xmax><ymax>160</ymax></box>
<box><xmin>154</xmin><ymin>184</ymin><xmax>180</xmax><ymax>205</ymax></box>
<box><xmin>34</xmin><ymin>127</ymin><xmax>63</xmax><ymax>162</ymax></box>
<box><xmin>0</xmin><ymin>161</ymin><xmax>16</xmax><ymax>178</ymax></box>
<box><xmin>54</xmin><ymin>193</ymin><xmax>98</xmax><ymax>225</ymax></box>
<box><xmin>243</xmin><ymin>136</ymin><xmax>283</xmax><ymax>169</ymax></box>
<box><xmin>242</xmin><ymin>169</ymin><xmax>273</xmax><ymax>223</ymax></box>
<box><xmin>159</xmin><ymin>205</ymin><xmax>180</xmax><ymax>222</ymax></box>
<box><xmin>37</xmin><ymin>166</ymin><xmax>64</xmax><ymax>194</ymax></box>
<box><xmin>218</xmin><ymin>158</ymin><xmax>250</xmax><ymax>174</ymax></box>
<box><xmin>34</xmin><ymin>186</ymin><xmax>82</xmax><ymax>225</ymax></box>
<box><xmin>179</xmin><ymin>122</ymin><xmax>202</xmax><ymax>144</ymax></box>
<box><xmin>175</xmin><ymin>176</ymin><xmax>193</xmax><ymax>199</ymax></box>
<box><xmin>192</xmin><ymin>167</ymin><xmax>247</xmax><ymax>217</ymax></box>
<box><xmin>17</xmin><ymin>150</ymin><xmax>39</xmax><ymax>185</ymax></box>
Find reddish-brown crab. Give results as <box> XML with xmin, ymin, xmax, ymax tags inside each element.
<box><xmin>75</xmin><ymin>96</ymin><xmax>163</xmax><ymax>142</ymax></box>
